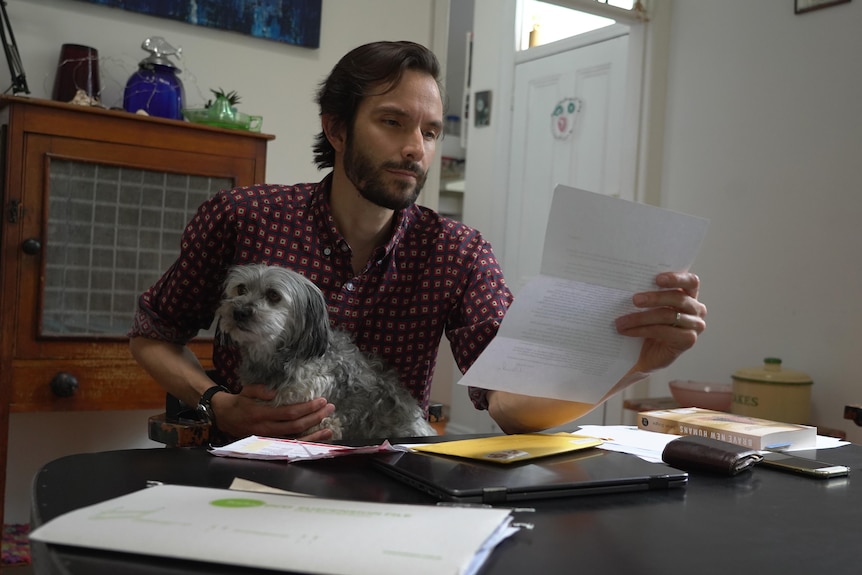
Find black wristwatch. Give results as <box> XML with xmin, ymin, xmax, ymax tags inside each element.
<box><xmin>196</xmin><ymin>385</ymin><xmax>229</xmax><ymax>427</ymax></box>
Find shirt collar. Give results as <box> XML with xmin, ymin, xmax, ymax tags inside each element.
<box><xmin>311</xmin><ymin>173</ymin><xmax>420</xmax><ymax>261</ymax></box>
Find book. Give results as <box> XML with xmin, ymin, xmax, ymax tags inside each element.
<box><xmin>637</xmin><ymin>407</ymin><xmax>816</xmax><ymax>450</ymax></box>
<box><xmin>412</xmin><ymin>433</ymin><xmax>603</xmax><ymax>464</ymax></box>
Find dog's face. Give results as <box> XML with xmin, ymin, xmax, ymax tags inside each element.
<box><xmin>217</xmin><ymin>264</ymin><xmax>330</xmax><ymax>358</ymax></box>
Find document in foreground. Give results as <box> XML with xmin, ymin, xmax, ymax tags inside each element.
<box><xmin>29</xmin><ymin>484</ymin><xmax>515</xmax><ymax>575</ymax></box>
<box><xmin>459</xmin><ymin>184</ymin><xmax>708</xmax><ymax>403</ymax></box>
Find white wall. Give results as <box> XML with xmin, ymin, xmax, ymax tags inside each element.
<box><xmin>8</xmin><ymin>0</ymin><xmax>438</xmax><ymax>185</ymax></box>
<box><xmin>459</xmin><ymin>0</ymin><xmax>862</xmax><ymax>441</ymax></box>
<box><xmin>656</xmin><ymin>0</ymin><xmax>862</xmax><ymax>442</ymax></box>
<box><xmin>446</xmin><ymin>0</ymin><xmax>518</xmax><ymax>434</ymax></box>
<box><xmin>3</xmin><ymin>0</ymin><xmax>438</xmax><ymax>524</ymax></box>
<box><xmin>461</xmin><ymin>0</ymin><xmax>517</xmax><ymax>254</ymax></box>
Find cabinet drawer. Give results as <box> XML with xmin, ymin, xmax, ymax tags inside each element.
<box><xmin>8</xmin><ymin>359</ymin><xmax>210</xmax><ymax>412</ymax></box>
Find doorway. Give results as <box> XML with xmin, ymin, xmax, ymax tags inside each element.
<box><xmin>444</xmin><ymin>0</ymin><xmax>655</xmax><ymax>434</ymax></box>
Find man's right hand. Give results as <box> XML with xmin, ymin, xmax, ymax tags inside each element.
<box><xmin>211</xmin><ymin>385</ymin><xmax>336</xmax><ymax>442</ymax></box>
<box><xmin>129</xmin><ymin>337</ymin><xmax>336</xmax><ymax>442</ymax></box>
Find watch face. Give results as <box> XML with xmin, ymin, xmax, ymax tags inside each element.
<box><xmin>196</xmin><ymin>385</ymin><xmax>227</xmax><ymax>427</ymax></box>
<box><xmin>196</xmin><ymin>403</ymin><xmax>214</xmax><ymax>424</ymax></box>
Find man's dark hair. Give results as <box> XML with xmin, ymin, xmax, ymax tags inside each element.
<box><xmin>312</xmin><ymin>41</ymin><xmax>444</xmax><ymax>170</ymax></box>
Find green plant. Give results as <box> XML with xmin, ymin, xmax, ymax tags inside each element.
<box><xmin>205</xmin><ymin>88</ymin><xmax>241</xmax><ymax>108</ymax></box>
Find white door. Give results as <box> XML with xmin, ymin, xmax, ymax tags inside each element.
<box><xmin>447</xmin><ymin>29</ymin><xmax>637</xmax><ymax>435</ymax></box>
<box><xmin>505</xmin><ymin>33</ymin><xmax>630</xmax><ymax>429</ymax></box>
<box><xmin>505</xmin><ymin>33</ymin><xmax>630</xmax><ymax>290</ymax></box>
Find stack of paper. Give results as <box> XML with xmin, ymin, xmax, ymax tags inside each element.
<box><xmin>209</xmin><ymin>435</ymin><xmax>401</xmax><ymax>461</ymax></box>
<box><xmin>29</xmin><ymin>484</ymin><xmax>516</xmax><ymax>575</ymax></box>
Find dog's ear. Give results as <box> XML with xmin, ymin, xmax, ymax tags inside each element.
<box><xmin>293</xmin><ymin>281</ymin><xmax>331</xmax><ymax>360</ymax></box>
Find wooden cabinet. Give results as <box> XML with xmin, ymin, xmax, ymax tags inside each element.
<box><xmin>0</xmin><ymin>96</ymin><xmax>272</xmax><ymax>521</ymax></box>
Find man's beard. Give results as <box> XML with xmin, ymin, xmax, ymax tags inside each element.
<box><xmin>343</xmin><ymin>134</ymin><xmax>427</xmax><ymax>211</ymax></box>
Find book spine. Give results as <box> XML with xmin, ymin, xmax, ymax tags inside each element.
<box><xmin>673</xmin><ymin>422</ymin><xmax>761</xmax><ymax>450</ymax></box>
<box><xmin>638</xmin><ymin>414</ymin><xmax>762</xmax><ymax>449</ymax></box>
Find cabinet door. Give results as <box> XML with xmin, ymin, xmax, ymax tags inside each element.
<box><xmin>14</xmin><ymin>133</ymin><xmax>249</xmax><ymax>359</ymax></box>
<box><xmin>2</xmin><ymin>134</ymin><xmax>254</xmax><ymax>411</ymax></box>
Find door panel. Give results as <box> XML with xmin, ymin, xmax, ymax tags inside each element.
<box><xmin>506</xmin><ymin>35</ymin><xmax>629</xmax><ymax>292</ymax></box>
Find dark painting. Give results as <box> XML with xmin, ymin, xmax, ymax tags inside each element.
<box><xmin>76</xmin><ymin>0</ymin><xmax>322</xmax><ymax>48</ymax></box>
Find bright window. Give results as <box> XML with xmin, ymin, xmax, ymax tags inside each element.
<box><xmin>519</xmin><ymin>0</ymin><xmax>635</xmax><ymax>50</ymax></box>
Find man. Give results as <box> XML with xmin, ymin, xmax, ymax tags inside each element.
<box><xmin>129</xmin><ymin>41</ymin><xmax>706</xmax><ymax>442</ymax></box>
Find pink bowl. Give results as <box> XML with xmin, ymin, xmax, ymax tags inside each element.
<box><xmin>668</xmin><ymin>380</ymin><xmax>733</xmax><ymax>411</ymax></box>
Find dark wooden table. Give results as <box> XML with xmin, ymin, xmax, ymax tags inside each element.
<box><xmin>30</xmin><ymin>439</ymin><xmax>862</xmax><ymax>574</ymax></box>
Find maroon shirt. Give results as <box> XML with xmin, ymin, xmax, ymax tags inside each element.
<box><xmin>130</xmin><ymin>176</ymin><xmax>513</xmax><ymax>414</ymax></box>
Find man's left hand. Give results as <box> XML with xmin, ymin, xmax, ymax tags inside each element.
<box><xmin>614</xmin><ymin>271</ymin><xmax>707</xmax><ymax>373</ymax></box>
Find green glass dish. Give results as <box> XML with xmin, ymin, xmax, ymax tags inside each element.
<box><xmin>182</xmin><ymin>108</ymin><xmax>262</xmax><ymax>132</ymax></box>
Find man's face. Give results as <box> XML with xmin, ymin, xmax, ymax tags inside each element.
<box><xmin>342</xmin><ymin>70</ymin><xmax>444</xmax><ymax>211</ymax></box>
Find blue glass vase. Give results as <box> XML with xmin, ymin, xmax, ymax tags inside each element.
<box><xmin>123</xmin><ymin>37</ymin><xmax>185</xmax><ymax>120</ymax></box>
<box><xmin>123</xmin><ymin>63</ymin><xmax>185</xmax><ymax>120</ymax></box>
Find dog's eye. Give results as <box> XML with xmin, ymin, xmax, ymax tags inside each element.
<box><xmin>265</xmin><ymin>289</ymin><xmax>282</xmax><ymax>303</ymax></box>
<box><xmin>236</xmin><ymin>284</ymin><xmax>247</xmax><ymax>296</ymax></box>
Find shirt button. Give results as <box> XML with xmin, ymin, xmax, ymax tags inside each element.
<box><xmin>344</xmin><ymin>282</ymin><xmax>355</xmax><ymax>292</ymax></box>
<box><xmin>341</xmin><ymin>244</ymin><xmax>350</xmax><ymax>252</ymax></box>
<box><xmin>323</xmin><ymin>247</ymin><xmax>332</xmax><ymax>256</ymax></box>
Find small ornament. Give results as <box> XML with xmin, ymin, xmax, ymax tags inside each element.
<box><xmin>551</xmin><ymin>97</ymin><xmax>582</xmax><ymax>140</ymax></box>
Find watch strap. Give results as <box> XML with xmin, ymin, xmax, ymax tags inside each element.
<box><xmin>197</xmin><ymin>385</ymin><xmax>229</xmax><ymax>426</ymax></box>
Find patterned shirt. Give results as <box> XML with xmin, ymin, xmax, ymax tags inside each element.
<box><xmin>130</xmin><ymin>175</ymin><xmax>513</xmax><ymax>414</ymax></box>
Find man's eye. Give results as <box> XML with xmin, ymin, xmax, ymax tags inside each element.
<box><xmin>236</xmin><ymin>284</ymin><xmax>247</xmax><ymax>295</ymax></box>
<box><xmin>265</xmin><ymin>289</ymin><xmax>282</xmax><ymax>303</ymax></box>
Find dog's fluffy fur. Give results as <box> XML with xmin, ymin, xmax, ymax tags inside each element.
<box><xmin>216</xmin><ymin>264</ymin><xmax>436</xmax><ymax>441</ymax></box>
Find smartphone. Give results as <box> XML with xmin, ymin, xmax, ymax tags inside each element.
<box><xmin>760</xmin><ymin>451</ymin><xmax>850</xmax><ymax>478</ymax></box>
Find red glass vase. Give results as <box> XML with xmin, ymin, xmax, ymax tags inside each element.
<box><xmin>52</xmin><ymin>44</ymin><xmax>100</xmax><ymax>103</ymax></box>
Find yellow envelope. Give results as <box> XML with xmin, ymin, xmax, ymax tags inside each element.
<box><xmin>412</xmin><ymin>433</ymin><xmax>603</xmax><ymax>464</ymax></box>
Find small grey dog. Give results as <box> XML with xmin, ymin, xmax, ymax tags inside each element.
<box><xmin>216</xmin><ymin>263</ymin><xmax>435</xmax><ymax>441</ymax></box>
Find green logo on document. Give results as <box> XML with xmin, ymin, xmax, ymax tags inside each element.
<box><xmin>210</xmin><ymin>498</ymin><xmax>266</xmax><ymax>508</ymax></box>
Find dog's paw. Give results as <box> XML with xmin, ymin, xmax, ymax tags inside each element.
<box><xmin>320</xmin><ymin>416</ymin><xmax>343</xmax><ymax>441</ymax></box>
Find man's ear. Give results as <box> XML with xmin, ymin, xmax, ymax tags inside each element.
<box><xmin>321</xmin><ymin>114</ymin><xmax>346</xmax><ymax>153</ymax></box>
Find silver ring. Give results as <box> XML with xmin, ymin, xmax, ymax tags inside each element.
<box><xmin>672</xmin><ymin>311</ymin><xmax>681</xmax><ymax>328</ymax></box>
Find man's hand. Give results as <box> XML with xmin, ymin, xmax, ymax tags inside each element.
<box><xmin>615</xmin><ymin>271</ymin><xmax>707</xmax><ymax>374</ymax></box>
<box><xmin>212</xmin><ymin>384</ymin><xmax>336</xmax><ymax>442</ymax></box>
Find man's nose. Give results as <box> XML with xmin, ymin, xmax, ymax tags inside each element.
<box><xmin>402</xmin><ymin>128</ymin><xmax>425</xmax><ymax>162</ymax></box>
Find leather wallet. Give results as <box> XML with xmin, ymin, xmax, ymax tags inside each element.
<box><xmin>662</xmin><ymin>435</ymin><xmax>763</xmax><ymax>476</ymax></box>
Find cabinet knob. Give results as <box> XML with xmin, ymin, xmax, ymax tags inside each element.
<box><xmin>22</xmin><ymin>237</ymin><xmax>42</xmax><ymax>255</ymax></box>
<box><xmin>50</xmin><ymin>372</ymin><xmax>79</xmax><ymax>397</ymax></box>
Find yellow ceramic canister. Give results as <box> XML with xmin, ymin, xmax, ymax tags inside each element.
<box><xmin>730</xmin><ymin>357</ymin><xmax>812</xmax><ymax>424</ymax></box>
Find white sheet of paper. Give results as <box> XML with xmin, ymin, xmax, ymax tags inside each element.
<box><xmin>575</xmin><ymin>425</ymin><xmax>681</xmax><ymax>462</ymax></box>
<box><xmin>29</xmin><ymin>484</ymin><xmax>514</xmax><ymax>575</ymax></box>
<box><xmin>459</xmin><ymin>185</ymin><xmax>709</xmax><ymax>403</ymax></box>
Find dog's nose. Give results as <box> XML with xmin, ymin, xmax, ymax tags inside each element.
<box><xmin>233</xmin><ymin>307</ymin><xmax>254</xmax><ymax>322</ymax></box>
